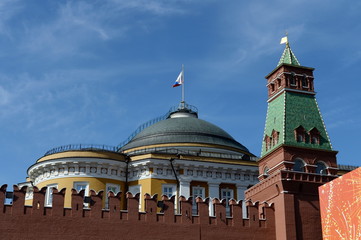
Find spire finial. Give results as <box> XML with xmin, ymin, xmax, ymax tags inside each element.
<box><xmin>280</xmin><ymin>32</ymin><xmax>288</xmax><ymax>45</ymax></box>
<box><xmin>277</xmin><ymin>34</ymin><xmax>301</xmax><ymax>67</ymax></box>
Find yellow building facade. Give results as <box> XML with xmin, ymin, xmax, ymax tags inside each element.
<box><xmin>22</xmin><ymin>103</ymin><xmax>260</xmax><ymax>214</ymax></box>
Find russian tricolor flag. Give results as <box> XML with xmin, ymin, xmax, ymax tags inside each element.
<box><xmin>173</xmin><ymin>71</ymin><xmax>183</xmax><ymax>87</ymax></box>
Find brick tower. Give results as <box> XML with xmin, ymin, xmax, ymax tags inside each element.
<box><xmin>245</xmin><ymin>38</ymin><xmax>338</xmax><ymax>240</ymax></box>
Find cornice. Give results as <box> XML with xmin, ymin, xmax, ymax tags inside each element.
<box><xmin>28</xmin><ymin>158</ymin><xmax>127</xmax><ymax>185</ymax></box>
<box><xmin>131</xmin><ymin>153</ymin><xmax>258</xmax><ymax>166</ymax></box>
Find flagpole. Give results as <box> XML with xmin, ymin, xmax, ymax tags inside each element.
<box><xmin>181</xmin><ymin>64</ymin><xmax>185</xmax><ymax>109</ymax></box>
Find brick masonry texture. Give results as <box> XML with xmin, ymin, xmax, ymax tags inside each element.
<box><xmin>0</xmin><ymin>185</ymin><xmax>276</xmax><ymax>240</ymax></box>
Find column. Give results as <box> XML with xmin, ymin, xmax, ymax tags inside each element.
<box><xmin>208</xmin><ymin>182</ymin><xmax>220</xmax><ymax>216</ymax></box>
<box><xmin>179</xmin><ymin>180</ymin><xmax>190</xmax><ymax>198</ymax></box>
<box><xmin>236</xmin><ymin>184</ymin><xmax>248</xmax><ymax>218</ymax></box>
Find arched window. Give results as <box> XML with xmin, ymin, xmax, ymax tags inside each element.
<box><xmin>293</xmin><ymin>159</ymin><xmax>305</xmax><ymax>172</ymax></box>
<box><xmin>263</xmin><ymin>167</ymin><xmax>269</xmax><ymax>178</ymax></box>
<box><xmin>316</xmin><ymin>162</ymin><xmax>327</xmax><ymax>175</ymax></box>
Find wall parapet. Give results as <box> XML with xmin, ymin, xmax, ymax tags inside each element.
<box><xmin>0</xmin><ymin>184</ymin><xmax>274</xmax><ymax>228</ymax></box>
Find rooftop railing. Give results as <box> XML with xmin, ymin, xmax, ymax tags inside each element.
<box><xmin>43</xmin><ymin>144</ymin><xmax>118</xmax><ymax>156</ymax></box>
<box><xmin>43</xmin><ymin>144</ymin><xmax>258</xmax><ymax>162</ymax></box>
<box><xmin>126</xmin><ymin>147</ymin><xmax>258</xmax><ymax>161</ymax></box>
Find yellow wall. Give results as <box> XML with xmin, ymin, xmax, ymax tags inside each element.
<box><xmin>25</xmin><ymin>197</ymin><xmax>32</xmax><ymax>206</ymax></box>
<box><xmin>36</xmin><ymin>177</ymin><xmax>125</xmax><ymax>208</ymax></box>
<box><xmin>37</xmin><ymin>151</ymin><xmax>125</xmax><ymax>163</ymax></box>
<box><xmin>151</xmin><ymin>179</ymin><xmax>177</xmax><ymax>197</ymax></box>
<box><xmin>128</xmin><ymin>178</ymin><xmax>178</xmax><ymax>211</ymax></box>
<box><xmin>33</xmin><ymin>177</ymin><xmax>240</xmax><ymax>210</ymax></box>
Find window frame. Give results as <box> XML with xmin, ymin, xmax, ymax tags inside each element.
<box><xmin>73</xmin><ymin>182</ymin><xmax>89</xmax><ymax>196</ymax></box>
<box><xmin>162</xmin><ymin>184</ymin><xmax>177</xmax><ymax>198</ymax></box>
<box><xmin>221</xmin><ymin>188</ymin><xmax>234</xmax><ymax>216</ymax></box>
<box><xmin>105</xmin><ymin>183</ymin><xmax>121</xmax><ymax>209</ymax></box>
<box><xmin>73</xmin><ymin>181</ymin><xmax>90</xmax><ymax>208</ymax></box>
<box><xmin>128</xmin><ymin>185</ymin><xmax>142</xmax><ymax>210</ymax></box>
<box><xmin>45</xmin><ymin>183</ymin><xmax>58</xmax><ymax>207</ymax></box>
<box><xmin>192</xmin><ymin>186</ymin><xmax>205</xmax><ymax>214</ymax></box>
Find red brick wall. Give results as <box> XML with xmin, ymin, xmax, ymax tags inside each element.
<box><xmin>0</xmin><ymin>185</ymin><xmax>276</xmax><ymax>240</ymax></box>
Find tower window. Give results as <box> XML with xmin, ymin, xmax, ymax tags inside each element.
<box><xmin>263</xmin><ymin>167</ymin><xmax>269</xmax><ymax>178</ymax></box>
<box><xmin>297</xmin><ymin>134</ymin><xmax>303</xmax><ymax>142</ymax></box>
<box><xmin>290</xmin><ymin>73</ymin><xmax>296</xmax><ymax>86</ymax></box>
<box><xmin>302</xmin><ymin>75</ymin><xmax>308</xmax><ymax>88</ymax></box>
<box><xmin>277</xmin><ymin>78</ymin><xmax>281</xmax><ymax>88</ymax></box>
<box><xmin>295</xmin><ymin>126</ymin><xmax>305</xmax><ymax>143</ymax></box>
<box><xmin>264</xmin><ymin>131</ymin><xmax>279</xmax><ymax>151</ymax></box>
<box><xmin>315</xmin><ymin>162</ymin><xmax>327</xmax><ymax>175</ymax></box>
<box><xmin>311</xmin><ymin>136</ymin><xmax>319</xmax><ymax>144</ymax></box>
<box><xmin>271</xmin><ymin>84</ymin><xmax>275</xmax><ymax>92</ymax></box>
<box><xmin>309</xmin><ymin>79</ymin><xmax>314</xmax><ymax>91</ymax></box>
<box><xmin>293</xmin><ymin>159</ymin><xmax>305</xmax><ymax>172</ymax></box>
<box><xmin>309</xmin><ymin>127</ymin><xmax>320</xmax><ymax>144</ymax></box>
<box><xmin>271</xmin><ymin>130</ymin><xmax>279</xmax><ymax>146</ymax></box>
<box><xmin>264</xmin><ymin>135</ymin><xmax>270</xmax><ymax>151</ymax></box>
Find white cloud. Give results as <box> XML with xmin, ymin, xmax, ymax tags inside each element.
<box><xmin>16</xmin><ymin>0</ymin><xmax>193</xmax><ymax>59</ymax></box>
<box><xmin>107</xmin><ymin>0</ymin><xmax>189</xmax><ymax>15</ymax></box>
<box><xmin>22</xmin><ymin>2</ymin><xmax>116</xmax><ymax>56</ymax></box>
<box><xmin>0</xmin><ymin>85</ymin><xmax>11</xmax><ymax>105</ymax></box>
<box><xmin>0</xmin><ymin>69</ymin><xmax>121</xmax><ymax>133</ymax></box>
<box><xmin>0</xmin><ymin>0</ymin><xmax>22</xmax><ymax>37</ymax></box>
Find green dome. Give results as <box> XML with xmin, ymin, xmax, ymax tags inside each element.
<box><xmin>121</xmin><ymin>111</ymin><xmax>251</xmax><ymax>154</ymax></box>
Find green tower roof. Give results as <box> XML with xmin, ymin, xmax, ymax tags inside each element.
<box><xmin>261</xmin><ymin>38</ymin><xmax>333</xmax><ymax>158</ymax></box>
<box><xmin>277</xmin><ymin>43</ymin><xmax>301</xmax><ymax>67</ymax></box>
<box><xmin>261</xmin><ymin>91</ymin><xmax>333</xmax><ymax>157</ymax></box>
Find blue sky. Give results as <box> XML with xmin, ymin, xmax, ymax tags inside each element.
<box><xmin>0</xmin><ymin>0</ymin><xmax>360</xmax><ymax>186</ymax></box>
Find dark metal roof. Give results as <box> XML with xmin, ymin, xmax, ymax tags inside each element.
<box><xmin>121</xmin><ymin>116</ymin><xmax>251</xmax><ymax>153</ymax></box>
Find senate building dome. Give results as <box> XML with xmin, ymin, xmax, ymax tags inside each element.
<box><xmin>121</xmin><ymin>105</ymin><xmax>252</xmax><ymax>160</ymax></box>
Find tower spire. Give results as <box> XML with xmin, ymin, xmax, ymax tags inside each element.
<box><xmin>277</xmin><ymin>35</ymin><xmax>301</xmax><ymax>67</ymax></box>
<box><xmin>246</xmin><ymin>38</ymin><xmax>338</xmax><ymax>240</ymax></box>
